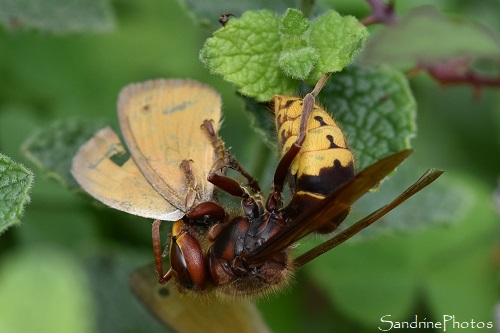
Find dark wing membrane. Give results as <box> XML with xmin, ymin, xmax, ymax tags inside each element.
<box><xmin>247</xmin><ymin>149</ymin><xmax>413</xmax><ymax>263</ymax></box>
<box><xmin>294</xmin><ymin>168</ymin><xmax>444</xmax><ymax>266</ymax></box>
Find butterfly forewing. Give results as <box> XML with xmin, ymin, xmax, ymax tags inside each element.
<box><xmin>118</xmin><ymin>79</ymin><xmax>221</xmax><ymax>211</ymax></box>
<box><xmin>247</xmin><ymin>149</ymin><xmax>413</xmax><ymax>262</ymax></box>
<box><xmin>71</xmin><ymin>127</ymin><xmax>184</xmax><ymax>220</ymax></box>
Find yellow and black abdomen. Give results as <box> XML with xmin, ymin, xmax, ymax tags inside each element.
<box><xmin>273</xmin><ymin>95</ymin><xmax>355</xmax><ymax>230</ymax></box>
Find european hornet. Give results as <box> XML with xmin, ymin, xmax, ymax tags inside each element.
<box><xmin>149</xmin><ymin>73</ymin><xmax>443</xmax><ymax>298</ymax></box>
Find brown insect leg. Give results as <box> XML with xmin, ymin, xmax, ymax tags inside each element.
<box><xmin>180</xmin><ymin>159</ymin><xmax>197</xmax><ymax>211</ymax></box>
<box><xmin>181</xmin><ymin>159</ymin><xmax>229</xmax><ymax>223</ymax></box>
<box><xmin>227</xmin><ymin>155</ymin><xmax>262</xmax><ymax>193</ymax></box>
<box><xmin>207</xmin><ymin>170</ymin><xmax>262</xmax><ymax>221</ymax></box>
<box><xmin>201</xmin><ymin>119</ymin><xmax>226</xmax><ymax>160</ymax></box>
<box><xmin>202</xmin><ymin>119</ymin><xmax>261</xmax><ymax>193</ymax></box>
<box><xmin>186</xmin><ymin>201</ymin><xmax>227</xmax><ymax>221</ymax></box>
<box><xmin>152</xmin><ymin>220</ymin><xmax>174</xmax><ymax>284</ymax></box>
<box><xmin>267</xmin><ymin>73</ymin><xmax>332</xmax><ymax>211</ymax></box>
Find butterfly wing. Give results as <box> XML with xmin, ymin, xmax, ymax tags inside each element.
<box><xmin>130</xmin><ymin>265</ymin><xmax>271</xmax><ymax>333</ymax></box>
<box><xmin>71</xmin><ymin>127</ymin><xmax>183</xmax><ymax>220</ymax></box>
<box><xmin>247</xmin><ymin>150</ymin><xmax>414</xmax><ymax>262</ymax></box>
<box><xmin>118</xmin><ymin>79</ymin><xmax>221</xmax><ymax>211</ymax></box>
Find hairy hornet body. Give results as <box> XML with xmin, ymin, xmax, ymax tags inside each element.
<box><xmin>208</xmin><ymin>215</ymin><xmax>293</xmax><ymax>297</ymax></box>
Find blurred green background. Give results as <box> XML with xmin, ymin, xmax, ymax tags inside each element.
<box><xmin>0</xmin><ymin>0</ymin><xmax>499</xmax><ymax>332</ymax></box>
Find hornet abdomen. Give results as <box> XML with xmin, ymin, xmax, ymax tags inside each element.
<box><xmin>273</xmin><ymin>96</ymin><xmax>355</xmax><ymax>232</ymax></box>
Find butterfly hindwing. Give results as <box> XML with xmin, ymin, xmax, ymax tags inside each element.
<box><xmin>71</xmin><ymin>127</ymin><xmax>183</xmax><ymax>220</ymax></box>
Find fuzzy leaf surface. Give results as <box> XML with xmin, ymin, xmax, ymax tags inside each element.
<box><xmin>0</xmin><ymin>154</ymin><xmax>34</xmax><ymax>234</ymax></box>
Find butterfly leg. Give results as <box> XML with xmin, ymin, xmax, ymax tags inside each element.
<box><xmin>152</xmin><ymin>219</ymin><xmax>174</xmax><ymax>284</ymax></box>
<box><xmin>201</xmin><ymin>120</ymin><xmax>265</xmax><ymax>233</ymax></box>
<box><xmin>180</xmin><ymin>159</ymin><xmax>199</xmax><ymax>212</ymax></box>
<box><xmin>206</xmin><ymin>169</ymin><xmax>262</xmax><ymax>219</ymax></box>
<box><xmin>204</xmin><ymin>153</ymin><xmax>265</xmax><ymax>239</ymax></box>
<box><xmin>202</xmin><ymin>119</ymin><xmax>261</xmax><ymax>193</ymax></box>
<box><xmin>180</xmin><ymin>158</ymin><xmax>228</xmax><ymax>224</ymax></box>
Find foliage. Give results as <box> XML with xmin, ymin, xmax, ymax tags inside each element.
<box><xmin>0</xmin><ymin>153</ymin><xmax>33</xmax><ymax>234</ymax></box>
<box><xmin>200</xmin><ymin>9</ymin><xmax>368</xmax><ymax>101</ymax></box>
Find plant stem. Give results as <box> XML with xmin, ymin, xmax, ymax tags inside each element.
<box><xmin>300</xmin><ymin>0</ymin><xmax>315</xmax><ymax>19</ymax></box>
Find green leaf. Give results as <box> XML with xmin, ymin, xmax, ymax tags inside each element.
<box><xmin>200</xmin><ymin>10</ymin><xmax>294</xmax><ymax>102</ymax></box>
<box><xmin>21</xmin><ymin>119</ymin><xmax>106</xmax><ymax>189</ymax></box>
<box><xmin>278</xmin><ymin>9</ymin><xmax>317</xmax><ymax>79</ymax></box>
<box><xmin>246</xmin><ymin>65</ymin><xmax>416</xmax><ymax>171</ymax></box>
<box><xmin>0</xmin><ymin>154</ymin><xmax>34</xmax><ymax>234</ymax></box>
<box><xmin>360</xmin><ymin>5</ymin><xmax>500</xmax><ymax>68</ymax></box>
<box><xmin>242</xmin><ymin>96</ymin><xmax>277</xmax><ymax>152</ymax></box>
<box><xmin>0</xmin><ymin>0</ymin><xmax>115</xmax><ymax>34</ymax></box>
<box><xmin>200</xmin><ymin>9</ymin><xmax>368</xmax><ymax>101</ymax></box>
<box><xmin>322</xmin><ymin>65</ymin><xmax>415</xmax><ymax>171</ymax></box>
<box><xmin>279</xmin><ymin>47</ymin><xmax>318</xmax><ymax>79</ymax></box>
<box><xmin>309</xmin><ymin>11</ymin><xmax>368</xmax><ymax>79</ymax></box>
<box><xmin>280</xmin><ymin>8</ymin><xmax>309</xmax><ymax>36</ymax></box>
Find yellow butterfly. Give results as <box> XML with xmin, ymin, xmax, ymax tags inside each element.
<box><xmin>72</xmin><ymin>79</ymin><xmax>223</xmax><ymax>220</ymax></box>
